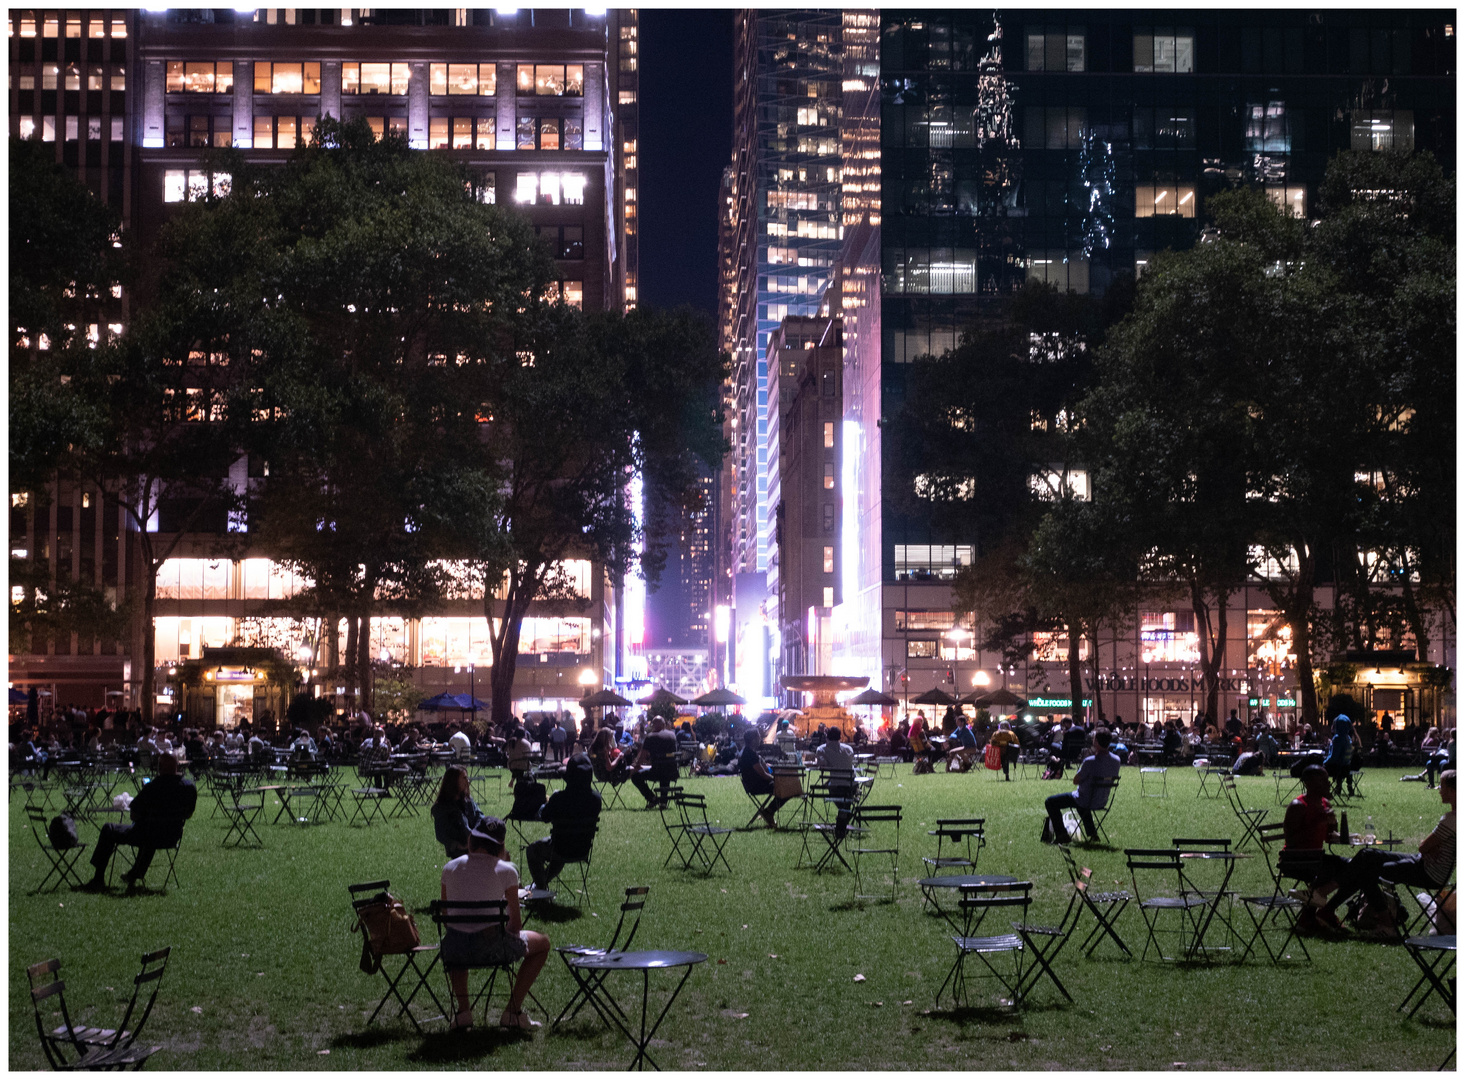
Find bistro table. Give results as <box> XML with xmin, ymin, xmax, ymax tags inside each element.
<box><xmin>1177</xmin><ymin>851</ymin><xmax>1252</xmax><ymax>961</ymax></box>
<box><xmin>918</xmin><ymin>873</ymin><xmax>1020</xmax><ymax>931</ymax></box>
<box><xmin>564</xmin><ymin>949</ymin><xmax>708</xmax><ymax>1071</ymax></box>
<box><xmin>246</xmin><ymin>785</ymin><xmax>288</xmax><ymax>824</ymax></box>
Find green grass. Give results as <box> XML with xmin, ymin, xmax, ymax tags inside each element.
<box><xmin>9</xmin><ymin>764</ymin><xmax>1455</xmax><ymax>1070</ymax></box>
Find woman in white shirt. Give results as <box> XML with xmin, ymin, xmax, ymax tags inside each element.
<box><xmin>440</xmin><ymin>818</ymin><xmax>550</xmax><ymax>1031</ymax></box>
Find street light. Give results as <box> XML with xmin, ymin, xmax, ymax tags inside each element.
<box><xmin>945</xmin><ymin>628</ymin><xmax>970</xmax><ymax>706</ymax></box>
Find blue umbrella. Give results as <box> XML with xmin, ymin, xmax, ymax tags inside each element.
<box><xmin>418</xmin><ymin>692</ymin><xmax>463</xmax><ymax>711</ymax></box>
<box><xmin>454</xmin><ymin>694</ymin><xmax>490</xmax><ymax>713</ymax></box>
<box><xmin>9</xmin><ymin>687</ymin><xmax>27</xmax><ymax>705</ymax></box>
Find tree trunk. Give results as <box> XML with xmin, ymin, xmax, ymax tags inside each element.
<box><xmin>1066</xmin><ymin>617</ymin><xmax>1084</xmax><ymax>726</ymax></box>
<box><xmin>487</xmin><ymin>562</ymin><xmax>540</xmax><ymax>729</ymax></box>
<box><xmin>1087</xmin><ymin>623</ymin><xmax>1105</xmax><ymax>724</ymax></box>
<box><xmin>1190</xmin><ymin>576</ymin><xmax>1227</xmax><ymax>727</ymax></box>
<box><xmin>1272</xmin><ymin>545</ymin><xmax>1319</xmax><ymax>729</ymax></box>
<box><xmin>1398</xmin><ymin>555</ymin><xmax>1430</xmax><ymax>662</ymax></box>
<box><xmin>344</xmin><ymin>615</ymin><xmax>358</xmax><ymax>710</ymax></box>
<box><xmin>135</xmin><ymin>528</ymin><xmax>159</xmax><ymax>720</ymax></box>
<box><xmin>356</xmin><ymin>613</ymin><xmax>373</xmax><ymax>715</ymax></box>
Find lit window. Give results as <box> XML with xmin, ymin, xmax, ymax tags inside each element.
<box><xmin>65</xmin><ymin>116</ymin><xmax>78</xmax><ymax>141</ymax></box>
<box><xmin>452</xmin><ymin>117</ymin><xmax>472</xmax><ymax>149</ymax></box>
<box><xmin>823</xmin><ymin>546</ymin><xmax>834</xmax><ymax>574</ymax></box>
<box><xmin>1134</xmin><ymin>185</ymin><xmax>1196</xmax><ymax>218</ymax></box>
<box><xmin>823</xmin><ymin>421</ymin><xmax>834</xmax><ymax>448</ymax></box>
<box><xmin>41</xmin><ymin>117</ymin><xmax>55</xmax><ymax>142</ymax></box>
<box><xmin>1350</xmin><ymin>110</ymin><xmax>1415</xmax><ymax>152</ymax></box>
<box><xmin>19</xmin><ymin>117</ymin><xmax>35</xmax><ymax>139</ymax></box>
<box><xmin>19</xmin><ymin>12</ymin><xmax>35</xmax><ymax>36</ymax></box>
<box><xmin>562</xmin><ymin>281</ymin><xmax>583</xmax><ymax>310</ymax></box>
<box><xmin>516</xmin><ymin>115</ymin><xmax>535</xmax><ymax>150</ymax></box>
<box><xmin>111</xmin><ymin>17</ymin><xmax>125</xmax><ymax>37</ymax></box>
<box><xmin>365</xmin><ymin>116</ymin><xmax>385</xmax><ymax>141</ymax></box>
<box><xmin>64</xmin><ymin>62</ymin><xmax>80</xmax><ymax>90</ymax></box>
<box><xmin>514</xmin><ymin>173</ymin><xmax>537</xmax><ymax>204</ymax></box>
<box><xmin>42</xmin><ymin>13</ymin><xmax>56</xmax><ymax>36</ymax></box>
<box><xmin>343</xmin><ymin>62</ymin><xmax>410</xmax><ymax>96</ymax></box>
<box><xmin>1133</xmin><ymin>29</ymin><xmax>1195</xmax><ymax>73</ymax></box>
<box><xmin>429</xmin><ymin>117</ymin><xmax>449</xmax><ymax>149</ymax></box>
<box><xmin>618</xmin><ymin>90</ymin><xmax>636</xmax><ymax>105</ymax></box>
<box><xmin>1265</xmin><ymin>186</ymin><xmax>1307</xmax><ymax>218</ymax></box>
<box><xmin>167</xmin><ymin>61</ymin><xmax>233</xmax><ymax>93</ymax></box>
<box><xmin>539</xmin><ymin>117</ymin><xmax>560</xmax><ymax>150</ymax></box>
<box><xmin>87</xmin><ymin>117</ymin><xmax>102</xmax><ymax>140</ymax></box>
<box><xmin>476</xmin><ymin>117</ymin><xmax>496</xmax><ymax>150</ymax></box>
<box><xmin>561</xmin><ymin>173</ymin><xmax>586</xmax><ymax>205</ymax></box>
<box><xmin>823</xmin><ymin>463</ymin><xmax>835</xmax><ymax>490</ymax></box>
<box><xmin>87</xmin><ymin>64</ymin><xmax>102</xmax><ymax>91</ymax></box>
<box><xmin>1028</xmin><ymin>469</ymin><xmax>1091</xmax><ymax>501</ymax></box>
<box><xmin>42</xmin><ymin>62</ymin><xmax>57</xmax><ymax>90</ymax></box>
<box><xmin>907</xmin><ymin>639</ymin><xmax>938</xmax><ymax>659</ymax></box>
<box><xmin>1244</xmin><ymin>101</ymin><xmax>1291</xmax><ymax>153</ymax></box>
<box><xmin>112</xmin><ymin>69</ymin><xmax>126</xmax><ymax>91</ymax></box>
<box><xmin>823</xmin><ymin>586</ymin><xmax>835</xmax><ymax>608</ymax></box>
<box><xmin>254</xmin><ymin>62</ymin><xmax>320</xmax><ymax>95</ymax></box>
<box><xmin>1025</xmin><ymin>29</ymin><xmax>1085</xmax><ymax>72</ymax></box>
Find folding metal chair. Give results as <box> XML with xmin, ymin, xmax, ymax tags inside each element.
<box><xmin>1236</xmin><ymin>822</ymin><xmax>1313</xmax><ymax>965</ymax></box>
<box><xmin>1273</xmin><ymin>767</ymin><xmax>1302</xmax><ymax>806</ymax></box>
<box><xmin>657</xmin><ymin>785</ymin><xmax>690</xmax><ymax>869</ymax></box>
<box><xmin>28</xmin><ymin>956</ymin><xmax>163</xmax><ymax>1071</ymax></box>
<box><xmin>553</xmin><ymin>885</ymin><xmax>650</xmax><ymax>1027</ymax></box>
<box><xmin>1140</xmin><ymin>767</ymin><xmax>1168</xmax><ymax>797</ymax></box>
<box><xmin>1084</xmin><ymin>777</ymin><xmax>1120</xmax><ymax>844</ymax></box>
<box><xmin>851</xmin><ymin>804</ymin><xmax>902</xmax><ymax>902</ymax></box>
<box><xmin>935</xmin><ymin>881</ymin><xmax>1033</xmax><ymax>1010</ymax></box>
<box><xmin>348</xmin><ymin>786</ymin><xmax>389</xmax><ymax>826</ymax></box>
<box><xmin>874</xmin><ymin>755</ymin><xmax>901</xmax><ymax>779</ymax></box>
<box><xmin>1219</xmin><ymin>776</ymin><xmax>1269</xmax><ymax>850</ymax></box>
<box><xmin>923</xmin><ymin>818</ymin><xmax>986</xmax><ymax>874</ymax></box>
<box><xmin>28</xmin><ymin>947</ymin><xmax>170</xmax><ymax>1060</ymax></box>
<box><xmin>221</xmin><ymin>797</ymin><xmax>265</xmax><ymax>847</ymax></box>
<box><xmin>1194</xmin><ymin>762</ymin><xmax>1228</xmax><ymax>798</ymax></box>
<box><xmin>675</xmin><ymin>792</ymin><xmax>734</xmax><ymax>875</ymax></box>
<box><xmin>1012</xmin><ymin>887</ymin><xmax>1078</xmax><ymax>1006</ymax></box>
<box><xmin>348</xmin><ymin>880</ymin><xmax>445</xmax><ymax>1034</ymax></box>
<box><xmin>1124</xmin><ymin>848</ymin><xmax>1208</xmax><ymax>962</ymax></box>
<box><xmin>593</xmin><ymin>770</ymin><xmax>630</xmax><ymax>812</ymax></box>
<box><xmin>427</xmin><ymin>898</ymin><xmax>545</xmax><ymax>1024</ymax></box>
<box><xmin>1058</xmin><ymin>844</ymin><xmax>1132</xmax><ymax>958</ymax></box>
<box><xmin>113</xmin><ymin>826</ymin><xmax>184</xmax><ymax>891</ymax></box>
<box><xmin>1398</xmin><ymin>934</ymin><xmax>1456</xmax><ymax>1019</ymax></box>
<box><xmin>279</xmin><ymin>784</ymin><xmax>323</xmax><ymax>826</ymax></box>
<box><xmin>809</xmin><ymin>797</ymin><xmax>862</xmax><ymax>874</ymax></box>
<box><xmin>544</xmin><ymin>820</ymin><xmax>598</xmax><ymax>903</ymax></box>
<box><xmin>1391</xmin><ymin>880</ymin><xmax>1456</xmax><ymax>940</ymax></box>
<box><xmin>1170</xmin><ymin>837</ymin><xmax>1241</xmax><ymax>958</ymax></box>
<box><xmin>25</xmin><ymin>806</ymin><xmax>90</xmax><ymax>892</ymax></box>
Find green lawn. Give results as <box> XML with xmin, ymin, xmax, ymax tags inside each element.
<box><xmin>9</xmin><ymin>763</ymin><xmax>1455</xmax><ymax>1071</ymax></box>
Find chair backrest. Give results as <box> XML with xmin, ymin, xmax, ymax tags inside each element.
<box><xmin>1171</xmin><ymin>838</ymin><xmax>1231</xmax><ymax>853</ymax></box>
<box><xmin>1254</xmin><ymin>821</ymin><xmax>1286</xmax><ymax>852</ymax></box>
<box><xmin>933</xmin><ymin>817</ymin><xmax>985</xmax><ymax>839</ymax></box>
<box><xmin>348</xmin><ymin>879</ymin><xmax>391</xmax><ymax>911</ymax></box>
<box><xmin>675</xmin><ymin>791</ymin><xmax>712</xmax><ymax>824</ymax></box>
<box><xmin>610</xmin><ymin>885</ymin><xmax>651</xmax><ymax>952</ymax></box>
<box><xmin>1125</xmin><ymin>848</ymin><xmax>1183</xmax><ymax>894</ymax></box>
<box><xmin>428</xmin><ymin>898</ymin><xmax>509</xmax><ymax>937</ymax></box>
<box><xmin>956</xmin><ymin>881</ymin><xmax>1032</xmax><ymax>932</ymax></box>
<box><xmin>551</xmin><ymin>819</ymin><xmax>598</xmax><ymax>862</ymax></box>
<box><xmin>110</xmin><ymin>947</ymin><xmax>170</xmax><ymax>1051</ymax></box>
<box><xmin>29</xmin><ymin>959</ymin><xmax>82</xmax><ymax>1070</ymax></box>
<box><xmin>854</xmin><ymin>804</ymin><xmax>902</xmax><ymax>842</ymax></box>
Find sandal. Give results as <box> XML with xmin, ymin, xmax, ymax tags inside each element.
<box><xmin>499</xmin><ymin>1007</ymin><xmax>542</xmax><ymax>1031</ymax></box>
<box><xmin>450</xmin><ymin>1010</ymin><xmax>474</xmax><ymax>1031</ymax></box>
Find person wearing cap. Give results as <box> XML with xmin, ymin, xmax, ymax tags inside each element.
<box><xmin>440</xmin><ymin>817</ymin><xmax>551</xmax><ymax>1031</ymax></box>
<box><xmin>526</xmin><ymin>752</ymin><xmax>602</xmax><ymax>891</ymax></box>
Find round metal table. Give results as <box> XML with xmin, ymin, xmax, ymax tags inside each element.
<box><xmin>565</xmin><ymin>949</ymin><xmax>708</xmax><ymax>1070</ymax></box>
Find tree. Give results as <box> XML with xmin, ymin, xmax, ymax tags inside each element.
<box><xmin>8</xmin><ymin>137</ymin><xmax>153</xmax><ymax>676</ymax></box>
<box><xmin>149</xmin><ymin>119</ymin><xmax>555</xmax><ymax>713</ymax></box>
<box><xmin>452</xmin><ymin>306</ymin><xmax>727</xmax><ymax>724</ymax></box>
<box><xmin>1087</xmin><ymin>152</ymin><xmax>1454</xmax><ymax>727</ymax></box>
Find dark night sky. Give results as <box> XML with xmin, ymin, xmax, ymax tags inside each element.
<box><xmin>636</xmin><ymin>10</ymin><xmax>734</xmax><ymax>316</ymax></box>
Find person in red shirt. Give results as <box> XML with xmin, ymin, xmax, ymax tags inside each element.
<box><xmin>1282</xmin><ymin>764</ymin><xmax>1348</xmax><ymax>933</ymax></box>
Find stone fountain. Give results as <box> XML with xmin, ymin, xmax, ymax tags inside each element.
<box><xmin>779</xmin><ymin>674</ymin><xmax>870</xmax><ymax>737</ymax></box>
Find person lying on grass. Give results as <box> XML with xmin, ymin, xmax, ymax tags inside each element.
<box><xmin>440</xmin><ymin>817</ymin><xmax>550</xmax><ymax>1032</ymax></box>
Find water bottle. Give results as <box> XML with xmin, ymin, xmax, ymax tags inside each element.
<box><xmin>1340</xmin><ymin>811</ymin><xmax>1350</xmax><ymax>843</ymax></box>
<box><xmin>1364</xmin><ymin>815</ymin><xmax>1375</xmax><ymax>846</ymax></box>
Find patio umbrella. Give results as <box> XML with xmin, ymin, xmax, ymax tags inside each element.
<box><xmin>910</xmin><ymin>688</ymin><xmax>958</xmax><ymax>707</ymax></box>
<box><xmin>454</xmin><ymin>694</ymin><xmax>490</xmax><ymax>713</ymax></box>
<box><xmin>418</xmin><ymin>692</ymin><xmax>463</xmax><ymax>711</ymax></box>
<box><xmin>9</xmin><ymin>687</ymin><xmax>28</xmax><ymax>705</ymax></box>
<box><xmin>968</xmin><ymin>687</ymin><xmax>1028</xmax><ymax>710</ymax></box>
<box><xmin>691</xmin><ymin>687</ymin><xmax>746</xmax><ymax>708</ymax></box>
<box><xmin>848</xmin><ymin>688</ymin><xmax>898</xmax><ymax>707</ymax></box>
<box><xmin>636</xmin><ymin>687</ymin><xmax>688</xmax><ymax>707</ymax></box>
<box><xmin>580</xmin><ymin>688</ymin><xmax>634</xmax><ymax>708</ymax></box>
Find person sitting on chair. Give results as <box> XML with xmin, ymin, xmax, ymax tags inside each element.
<box><xmin>505</xmin><ymin>727</ymin><xmax>533</xmax><ymax>786</ymax></box>
<box><xmin>739</xmin><ymin>728</ymin><xmax>792</xmax><ymax>827</ymax></box>
<box><xmin>432</xmin><ymin>764</ymin><xmax>487</xmax><ymax>859</ymax></box>
<box><xmin>82</xmin><ymin>753</ymin><xmax>197</xmax><ymax>890</ymax></box>
<box><xmin>526</xmin><ymin>752</ymin><xmax>602</xmax><ymax>891</ymax></box>
<box><xmin>1281</xmin><ymin>764</ymin><xmax>1348</xmax><ymax>934</ymax></box>
<box><xmin>1323</xmin><ymin>715</ymin><xmax>1357</xmax><ymax>798</ymax></box>
<box><xmin>1314</xmin><ymin>769</ymin><xmax>1455</xmax><ymax>937</ymax></box>
<box><xmin>948</xmin><ymin>718</ymin><xmax>979</xmax><ymax>771</ymax></box>
<box><xmin>440</xmin><ymin>817</ymin><xmax>551</xmax><ymax>1031</ymax></box>
<box><xmin>815</xmin><ymin>725</ymin><xmax>857</xmax><ymax>837</ymax></box>
<box><xmin>589</xmin><ymin>728</ymin><xmax>630</xmax><ymax>785</ymax></box>
<box><xmin>988</xmin><ymin>720</ymin><xmax>1020</xmax><ymax>780</ymax></box>
<box><xmin>1042</xmin><ymin>728</ymin><xmax>1120</xmax><ymax>844</ymax></box>
<box><xmin>630</xmin><ymin>716</ymin><xmax>680</xmax><ymax>809</ymax></box>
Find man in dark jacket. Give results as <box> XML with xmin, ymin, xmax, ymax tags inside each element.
<box><xmin>630</xmin><ymin>716</ymin><xmax>680</xmax><ymax>808</ymax></box>
<box><xmin>84</xmin><ymin>753</ymin><xmax>198</xmax><ymax>889</ymax></box>
<box><xmin>526</xmin><ymin>752</ymin><xmax>601</xmax><ymax>891</ymax></box>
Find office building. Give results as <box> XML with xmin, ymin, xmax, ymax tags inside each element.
<box><xmin>9</xmin><ymin>7</ymin><xmax>640</xmax><ymax>722</ymax></box>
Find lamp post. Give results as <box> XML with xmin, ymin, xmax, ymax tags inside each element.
<box><xmin>945</xmin><ymin>628</ymin><xmax>970</xmax><ymax>708</ymax></box>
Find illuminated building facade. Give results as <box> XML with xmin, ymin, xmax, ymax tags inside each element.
<box><xmin>9</xmin><ymin>7</ymin><xmax>639</xmax><ymax>721</ymax></box>
<box><xmin>826</xmin><ymin>9</ymin><xmax>1456</xmax><ymax>729</ymax></box>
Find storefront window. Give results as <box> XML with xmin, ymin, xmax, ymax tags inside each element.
<box><xmin>1140</xmin><ymin>611</ymin><xmax>1200</xmax><ymax>664</ymax></box>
